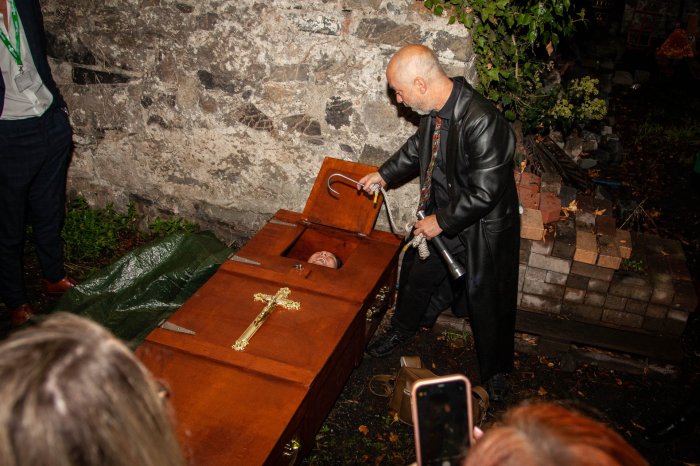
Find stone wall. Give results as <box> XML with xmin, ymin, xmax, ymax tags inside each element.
<box><xmin>42</xmin><ymin>0</ymin><xmax>473</xmax><ymax>244</ymax></box>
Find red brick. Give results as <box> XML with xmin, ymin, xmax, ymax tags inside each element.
<box><xmin>650</xmin><ymin>285</ymin><xmax>674</xmax><ymax>305</ymax></box>
<box><xmin>645</xmin><ymin>304</ymin><xmax>668</xmax><ymax>319</ymax></box>
<box><xmin>570</xmin><ymin>262</ymin><xmax>615</xmax><ymax>282</ymax></box>
<box><xmin>518</xmin><ymin>188</ymin><xmax>540</xmax><ymax>210</ymax></box>
<box><xmin>566</xmin><ymin>274</ymin><xmax>589</xmax><ymax>290</ymax></box>
<box><xmin>574</xmin><ymin>230</ymin><xmax>598</xmax><ymax>264</ymax></box>
<box><xmin>540</xmin><ymin>172</ymin><xmax>562</xmax><ymax>195</ymax></box>
<box><xmin>552</xmin><ymin>219</ymin><xmax>576</xmax><ymax>260</ymax></box>
<box><xmin>519</xmin><ymin>171</ymin><xmax>541</xmax><ymax>192</ymax></box>
<box><xmin>615</xmin><ymin>229</ymin><xmax>632</xmax><ymax>259</ymax></box>
<box><xmin>563</xmin><ymin>303</ymin><xmax>603</xmax><ymax>322</ymax></box>
<box><xmin>528</xmin><ymin>252</ymin><xmax>572</xmax><ymax>275</ymax></box>
<box><xmin>523</xmin><ymin>279</ymin><xmax>565</xmax><ymax>299</ymax></box>
<box><xmin>604</xmin><ymin>294</ymin><xmax>627</xmax><ymax>310</ymax></box>
<box><xmin>588</xmin><ymin>279</ymin><xmax>610</xmax><ymax>293</ymax></box>
<box><xmin>596</xmin><ymin>234</ymin><xmax>622</xmax><ymax>270</ymax></box>
<box><xmin>531</xmin><ymin>232</ymin><xmax>554</xmax><ymax>255</ymax></box>
<box><xmin>625</xmin><ymin>299</ymin><xmax>648</xmax><ymax>315</ymax></box>
<box><xmin>520</xmin><ymin>293</ymin><xmax>562</xmax><ymax>314</ymax></box>
<box><xmin>602</xmin><ymin>309</ymin><xmax>643</xmax><ymax>328</ymax></box>
<box><xmin>595</xmin><ymin>215</ymin><xmax>616</xmax><ymax>236</ymax></box>
<box><xmin>564</xmin><ymin>287</ymin><xmax>586</xmax><ymax>303</ymax></box>
<box><xmin>584</xmin><ymin>291</ymin><xmax>606</xmax><ymax>307</ymax></box>
<box><xmin>540</xmin><ymin>192</ymin><xmax>561</xmax><ymax>224</ymax></box>
<box><xmin>521</xmin><ymin>208</ymin><xmax>544</xmax><ymax>241</ymax></box>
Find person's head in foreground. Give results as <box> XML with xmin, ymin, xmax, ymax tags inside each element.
<box><xmin>463</xmin><ymin>402</ymin><xmax>648</xmax><ymax>466</ymax></box>
<box><xmin>308</xmin><ymin>250</ymin><xmax>341</xmax><ymax>269</ymax></box>
<box><xmin>0</xmin><ymin>312</ymin><xmax>185</xmax><ymax>466</ymax></box>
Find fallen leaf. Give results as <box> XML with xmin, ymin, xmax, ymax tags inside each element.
<box><xmin>594</xmin><ymin>208</ymin><xmax>607</xmax><ymax>216</ymax></box>
<box><xmin>358</xmin><ymin>425</ymin><xmax>369</xmax><ymax>436</ymax></box>
<box><xmin>538</xmin><ymin>387</ymin><xmax>547</xmax><ymax>396</ymax></box>
<box><xmin>616</xmin><ymin>378</ymin><xmax>622</xmax><ymax>386</ymax></box>
<box><xmin>389</xmin><ymin>432</ymin><xmax>399</xmax><ymax>443</ymax></box>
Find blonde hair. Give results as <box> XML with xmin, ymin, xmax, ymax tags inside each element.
<box><xmin>0</xmin><ymin>312</ymin><xmax>185</xmax><ymax>466</ymax></box>
<box><xmin>464</xmin><ymin>402</ymin><xmax>648</xmax><ymax>466</ymax></box>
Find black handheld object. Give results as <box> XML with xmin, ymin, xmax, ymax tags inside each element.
<box><xmin>416</xmin><ymin>211</ymin><xmax>466</xmax><ymax>279</ymax></box>
<box><xmin>411</xmin><ymin>374</ymin><xmax>473</xmax><ymax>466</ymax></box>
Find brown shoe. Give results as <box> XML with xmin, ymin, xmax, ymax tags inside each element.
<box><xmin>42</xmin><ymin>276</ymin><xmax>78</xmax><ymax>294</ymax></box>
<box><xmin>10</xmin><ymin>303</ymin><xmax>35</xmax><ymax>327</ymax></box>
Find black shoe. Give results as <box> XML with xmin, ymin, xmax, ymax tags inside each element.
<box><xmin>366</xmin><ymin>328</ymin><xmax>413</xmax><ymax>358</ymax></box>
<box><xmin>644</xmin><ymin>414</ymin><xmax>699</xmax><ymax>443</ymax></box>
<box><xmin>485</xmin><ymin>373</ymin><xmax>510</xmax><ymax>402</ymax></box>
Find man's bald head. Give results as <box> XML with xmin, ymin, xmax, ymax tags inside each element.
<box><xmin>387</xmin><ymin>44</ymin><xmax>445</xmax><ymax>85</ymax></box>
<box><xmin>386</xmin><ymin>45</ymin><xmax>452</xmax><ymax>115</ymax></box>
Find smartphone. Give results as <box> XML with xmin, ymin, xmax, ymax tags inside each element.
<box><xmin>411</xmin><ymin>374</ymin><xmax>473</xmax><ymax>466</ymax></box>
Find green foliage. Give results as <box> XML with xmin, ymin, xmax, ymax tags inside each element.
<box><xmin>634</xmin><ymin>118</ymin><xmax>700</xmax><ymax>145</ymax></box>
<box><xmin>62</xmin><ymin>197</ymin><xmax>139</xmax><ymax>262</ymax></box>
<box><xmin>548</xmin><ymin>76</ymin><xmax>607</xmax><ymax>132</ymax></box>
<box><xmin>423</xmin><ymin>0</ymin><xmax>587</xmax><ymax>129</ymax></box>
<box><xmin>148</xmin><ymin>217</ymin><xmax>200</xmax><ymax>238</ymax></box>
<box><xmin>63</xmin><ymin>197</ymin><xmax>202</xmax><ymax>264</ymax></box>
<box><xmin>621</xmin><ymin>258</ymin><xmax>645</xmax><ymax>273</ymax></box>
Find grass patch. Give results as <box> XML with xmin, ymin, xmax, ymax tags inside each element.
<box><xmin>62</xmin><ymin>197</ymin><xmax>201</xmax><ymax>269</ymax></box>
<box><xmin>62</xmin><ymin>197</ymin><xmax>139</xmax><ymax>262</ymax></box>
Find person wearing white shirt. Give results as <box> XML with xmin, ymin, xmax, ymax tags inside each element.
<box><xmin>0</xmin><ymin>0</ymin><xmax>76</xmax><ymax>328</ymax></box>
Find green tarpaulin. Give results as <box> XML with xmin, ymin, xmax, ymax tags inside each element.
<box><xmin>51</xmin><ymin>231</ymin><xmax>232</xmax><ymax>347</ymax></box>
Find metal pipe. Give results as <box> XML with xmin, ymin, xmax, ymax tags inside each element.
<box><xmin>416</xmin><ymin>211</ymin><xmax>465</xmax><ymax>280</ymax></box>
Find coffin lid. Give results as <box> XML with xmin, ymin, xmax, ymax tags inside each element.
<box><xmin>302</xmin><ymin>157</ymin><xmax>383</xmax><ymax>236</ymax></box>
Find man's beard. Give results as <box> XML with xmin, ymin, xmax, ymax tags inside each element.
<box><xmin>406</xmin><ymin>103</ymin><xmax>430</xmax><ymax>115</ymax></box>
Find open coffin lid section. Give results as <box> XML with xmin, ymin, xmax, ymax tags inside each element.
<box><xmin>302</xmin><ymin>157</ymin><xmax>384</xmax><ymax>237</ymax></box>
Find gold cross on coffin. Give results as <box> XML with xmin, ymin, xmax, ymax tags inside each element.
<box><xmin>232</xmin><ymin>287</ymin><xmax>301</xmax><ymax>351</ymax></box>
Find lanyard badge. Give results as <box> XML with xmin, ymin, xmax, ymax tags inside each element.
<box><xmin>0</xmin><ymin>0</ymin><xmax>32</xmax><ymax>92</ymax></box>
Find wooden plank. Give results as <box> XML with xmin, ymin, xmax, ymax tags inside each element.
<box><xmin>515</xmin><ymin>309</ymin><xmax>685</xmax><ymax>362</ymax></box>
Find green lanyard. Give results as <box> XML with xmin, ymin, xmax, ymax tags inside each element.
<box><xmin>0</xmin><ymin>0</ymin><xmax>22</xmax><ymax>70</ymax></box>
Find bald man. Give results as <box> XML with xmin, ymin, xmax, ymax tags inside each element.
<box><xmin>359</xmin><ymin>45</ymin><xmax>520</xmax><ymax>401</ymax></box>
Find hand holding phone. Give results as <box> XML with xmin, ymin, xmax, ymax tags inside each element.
<box><xmin>411</xmin><ymin>374</ymin><xmax>473</xmax><ymax>466</ymax></box>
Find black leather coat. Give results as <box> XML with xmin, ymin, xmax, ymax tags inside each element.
<box><xmin>379</xmin><ymin>77</ymin><xmax>520</xmax><ymax>380</ymax></box>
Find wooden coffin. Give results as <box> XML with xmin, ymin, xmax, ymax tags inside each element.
<box><xmin>137</xmin><ymin>157</ymin><xmax>402</xmax><ymax>465</ymax></box>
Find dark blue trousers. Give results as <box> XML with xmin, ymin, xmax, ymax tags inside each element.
<box><xmin>0</xmin><ymin>106</ymin><xmax>72</xmax><ymax>308</ymax></box>
<box><xmin>391</xmin><ymin>243</ymin><xmax>467</xmax><ymax>333</ymax></box>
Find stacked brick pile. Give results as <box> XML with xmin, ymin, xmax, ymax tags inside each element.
<box><xmin>515</xmin><ymin>170</ymin><xmax>697</xmax><ymax>340</ymax></box>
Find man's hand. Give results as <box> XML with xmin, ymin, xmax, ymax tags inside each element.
<box><xmin>413</xmin><ymin>214</ymin><xmax>443</xmax><ymax>240</ymax></box>
<box><xmin>357</xmin><ymin>171</ymin><xmax>386</xmax><ymax>195</ymax></box>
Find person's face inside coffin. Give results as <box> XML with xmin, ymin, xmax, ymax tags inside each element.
<box><xmin>308</xmin><ymin>251</ymin><xmax>340</xmax><ymax>269</ymax></box>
